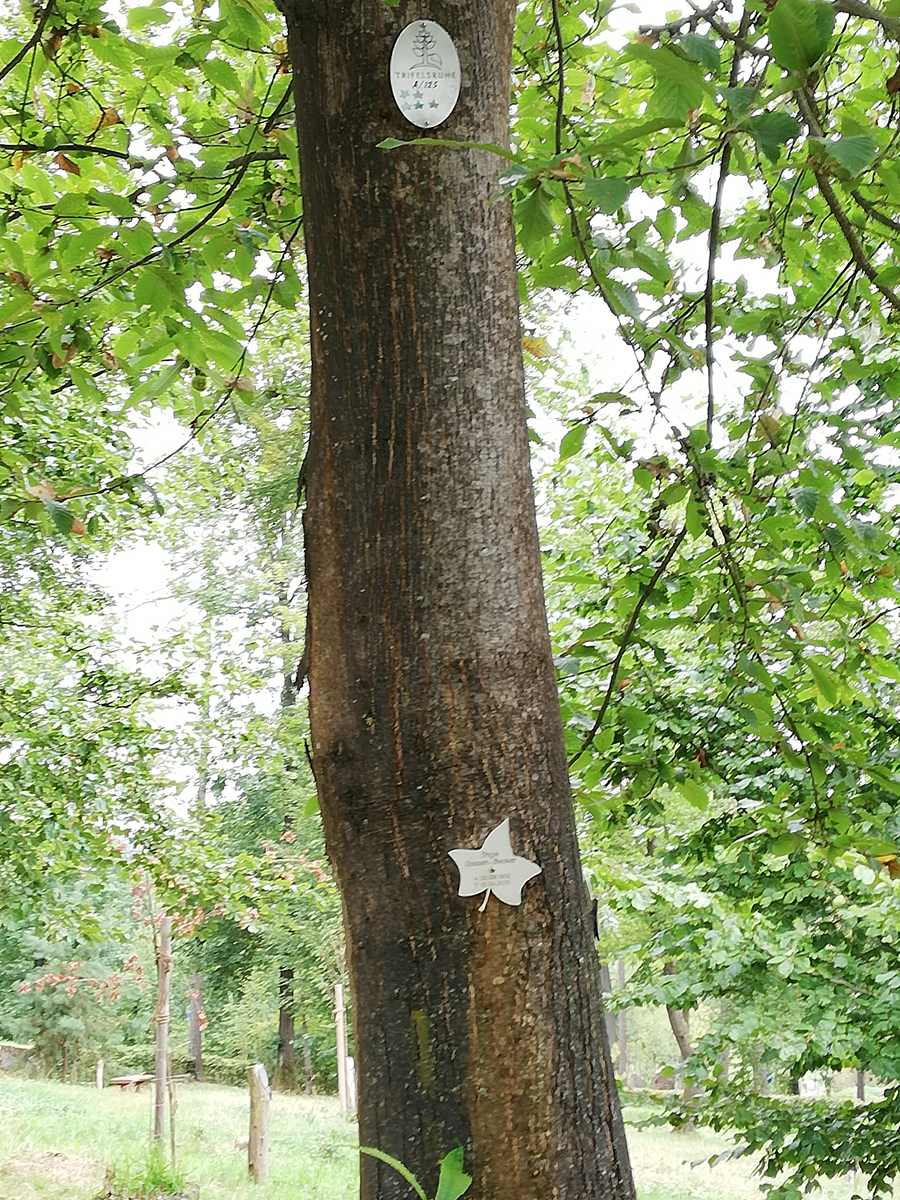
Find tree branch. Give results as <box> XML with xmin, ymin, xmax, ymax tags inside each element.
<box><xmin>796</xmin><ymin>89</ymin><xmax>900</xmax><ymax>316</ymax></box>
<box><xmin>0</xmin><ymin>141</ymin><xmax>130</xmax><ymax>161</ymax></box>
<box><xmin>0</xmin><ymin>1</ymin><xmax>55</xmax><ymax>87</ymax></box>
<box><xmin>550</xmin><ymin>0</ymin><xmax>565</xmax><ymax>157</ymax></box>
<box><xmin>569</xmin><ymin>526</ymin><xmax>688</xmax><ymax>767</ymax></box>
<box><xmin>832</xmin><ymin>0</ymin><xmax>900</xmax><ymax>38</ymax></box>
<box><xmin>703</xmin><ymin>9</ymin><xmax>753</xmax><ymax>440</ymax></box>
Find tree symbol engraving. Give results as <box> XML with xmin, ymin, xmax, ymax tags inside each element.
<box><xmin>410</xmin><ymin>23</ymin><xmax>442</xmax><ymax>70</ymax></box>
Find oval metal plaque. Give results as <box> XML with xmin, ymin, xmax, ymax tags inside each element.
<box><xmin>390</xmin><ymin>20</ymin><xmax>460</xmax><ymax>130</ymax></box>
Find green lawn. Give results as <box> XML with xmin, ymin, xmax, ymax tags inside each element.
<box><xmin>0</xmin><ymin>1076</ymin><xmax>863</xmax><ymax>1200</ymax></box>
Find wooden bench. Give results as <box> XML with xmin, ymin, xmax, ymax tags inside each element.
<box><xmin>108</xmin><ymin>1073</ymin><xmax>193</xmax><ymax>1092</ymax></box>
<box><xmin>109</xmin><ymin>1074</ymin><xmax>154</xmax><ymax>1091</ymax></box>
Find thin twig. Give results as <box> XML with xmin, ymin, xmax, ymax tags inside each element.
<box><xmin>796</xmin><ymin>88</ymin><xmax>900</xmax><ymax>315</ymax></box>
<box><xmin>569</xmin><ymin>526</ymin><xmax>688</xmax><ymax>766</ymax></box>
<box><xmin>550</xmin><ymin>0</ymin><xmax>565</xmax><ymax>157</ymax></box>
<box><xmin>703</xmin><ymin>8</ymin><xmax>753</xmax><ymax>440</ymax></box>
<box><xmin>704</xmin><ymin>142</ymin><xmax>731</xmax><ymax>440</ymax></box>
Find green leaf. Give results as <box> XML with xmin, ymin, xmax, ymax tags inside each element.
<box><xmin>517</xmin><ymin>186</ymin><xmax>556</xmax><ymax>250</ymax></box>
<box><xmin>559</xmin><ymin>423</ymin><xmax>588</xmax><ymax>460</ymax></box>
<box><xmin>678</xmin><ymin>34</ymin><xmax>721</xmax><ymax>73</ymax></box>
<box><xmin>359</xmin><ymin>1148</ymin><xmax>427</xmax><ymax>1200</ymax></box>
<box><xmin>723</xmin><ymin>86</ymin><xmax>759</xmax><ymax>119</ymax></box>
<box><xmin>812</xmin><ymin>135</ymin><xmax>879</xmax><ymax>177</ymax></box>
<box><xmin>202</xmin><ymin>58</ymin><xmax>242</xmax><ymax>93</ymax></box>
<box><xmin>870</xmin><ymin>656</ymin><xmax>900</xmax><ymax>682</ymax></box>
<box><xmin>745</xmin><ymin>112</ymin><xmax>801</xmax><ymax>162</ymax></box>
<box><xmin>624</xmin><ymin>43</ymin><xmax>708</xmax><ymax>119</ymax></box>
<box><xmin>654</xmin><ymin>208</ymin><xmax>676</xmax><ymax>242</ymax></box>
<box><xmin>806</xmin><ymin>657</ymin><xmax>840</xmax><ymax>705</ymax></box>
<box><xmin>770</xmin><ymin>832</ymin><xmax>803</xmax><ymax>856</ymax></box>
<box><xmin>127</xmin><ymin>4</ymin><xmax>170</xmax><ymax>30</ymax></box>
<box><xmin>767</xmin><ymin>0</ymin><xmax>835</xmax><ymax>71</ymax></box>
<box><xmin>435</xmin><ymin>1148</ymin><xmax>473</xmax><ymax>1200</ymax></box>
<box><xmin>792</xmin><ymin>486</ymin><xmax>819</xmax><ymax>517</ymax></box>
<box><xmin>678</xmin><ymin>778</ymin><xmax>709</xmax><ymax>810</ymax></box>
<box><xmin>43</xmin><ymin>500</ymin><xmax>74</xmax><ymax>535</ymax></box>
<box><xmin>582</xmin><ymin>177</ymin><xmax>630</xmax><ymax>214</ymax></box>
<box><xmin>376</xmin><ymin>137</ymin><xmax>517</xmax><ymax>162</ymax></box>
<box><xmin>604</xmin><ymin>277</ymin><xmax>641</xmax><ymax>320</ymax></box>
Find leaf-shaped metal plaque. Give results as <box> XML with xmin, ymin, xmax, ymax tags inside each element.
<box><xmin>449</xmin><ymin>819</ymin><xmax>542</xmax><ymax>912</ymax></box>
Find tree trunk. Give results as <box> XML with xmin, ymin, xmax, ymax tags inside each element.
<box><xmin>856</xmin><ymin>1069</ymin><xmax>865</xmax><ymax>1101</ymax></box>
<box><xmin>616</xmin><ymin>961</ymin><xmax>628</xmax><ymax>1082</ymax></box>
<box><xmin>188</xmin><ymin>973</ymin><xmax>205</xmax><ymax>1082</ymax></box>
<box><xmin>278</xmin><ymin>3</ymin><xmax>633</xmax><ymax>1198</ymax></box>
<box><xmin>599</xmin><ymin>962</ymin><xmax>618</xmax><ymax>1054</ymax></box>
<box><xmin>666</xmin><ymin>1006</ymin><xmax>697</xmax><ymax>1117</ymax></box>
<box><xmin>154</xmin><ymin>916</ymin><xmax>172</xmax><ymax>1144</ymax></box>
<box><xmin>274</xmin><ymin>966</ymin><xmax>297</xmax><ymax>1091</ymax></box>
<box><xmin>301</xmin><ymin>1023</ymin><xmax>315</xmax><ymax>1096</ymax></box>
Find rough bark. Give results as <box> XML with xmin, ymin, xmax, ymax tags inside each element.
<box><xmin>277</xmin><ymin>3</ymin><xmax>633</xmax><ymax>1198</ymax></box>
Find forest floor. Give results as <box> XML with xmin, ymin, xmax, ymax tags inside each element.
<box><xmin>0</xmin><ymin>1075</ymin><xmax>873</xmax><ymax>1200</ymax></box>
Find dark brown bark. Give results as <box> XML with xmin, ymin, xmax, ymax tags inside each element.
<box><xmin>278</xmin><ymin>2</ymin><xmax>633</xmax><ymax>1197</ymax></box>
<box><xmin>274</xmin><ymin>965</ymin><xmax>297</xmax><ymax>1091</ymax></box>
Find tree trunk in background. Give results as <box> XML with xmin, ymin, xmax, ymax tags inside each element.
<box><xmin>666</xmin><ymin>1005</ymin><xmax>696</xmax><ymax>1117</ymax></box>
<box><xmin>856</xmin><ymin>1069</ymin><xmax>865</xmax><ymax>1101</ymax></box>
<box><xmin>599</xmin><ymin>962</ymin><xmax>618</xmax><ymax>1056</ymax></box>
<box><xmin>616</xmin><ymin>961</ymin><xmax>628</xmax><ymax>1082</ymax></box>
<box><xmin>278</xmin><ymin>3</ymin><xmax>633</xmax><ymax>1197</ymax></box>
<box><xmin>275</xmin><ymin>966</ymin><xmax>297</xmax><ymax>1091</ymax></box>
<box><xmin>751</xmin><ymin>1046</ymin><xmax>769</xmax><ymax>1095</ymax></box>
<box><xmin>300</xmin><ymin>1016</ymin><xmax>315</xmax><ymax>1095</ymax></box>
<box><xmin>153</xmin><ymin>916</ymin><xmax>172</xmax><ymax>1144</ymax></box>
<box><xmin>274</xmin><ymin>606</ymin><xmax>299</xmax><ymax>1094</ymax></box>
<box><xmin>188</xmin><ymin>973</ymin><xmax>204</xmax><ymax>1082</ymax></box>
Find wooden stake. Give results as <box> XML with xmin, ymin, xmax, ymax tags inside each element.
<box><xmin>95</xmin><ymin>1059</ymin><xmax>104</xmax><ymax>1090</ymax></box>
<box><xmin>167</xmin><ymin>1061</ymin><xmax>177</xmax><ymax>1168</ymax></box>
<box><xmin>248</xmin><ymin>1063</ymin><xmax>270</xmax><ymax>1183</ymax></box>
<box><xmin>188</xmin><ymin>973</ymin><xmax>204</xmax><ymax>1082</ymax></box>
<box><xmin>153</xmin><ymin>916</ymin><xmax>172</xmax><ymax>1145</ymax></box>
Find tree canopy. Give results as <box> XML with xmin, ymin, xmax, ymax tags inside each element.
<box><xmin>2</xmin><ymin>0</ymin><xmax>899</xmax><ymax>1193</ymax></box>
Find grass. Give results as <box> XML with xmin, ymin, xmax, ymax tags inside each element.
<box><xmin>0</xmin><ymin>1076</ymin><xmax>869</xmax><ymax>1200</ymax></box>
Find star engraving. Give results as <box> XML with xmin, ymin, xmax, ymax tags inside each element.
<box><xmin>429</xmin><ymin>100</ymin><xmax>439</xmax><ymax>109</ymax></box>
<box><xmin>449</xmin><ymin>819</ymin><xmax>542</xmax><ymax>912</ymax></box>
<box><xmin>414</xmin><ymin>99</ymin><xmax>424</xmax><ymax>110</ymax></box>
